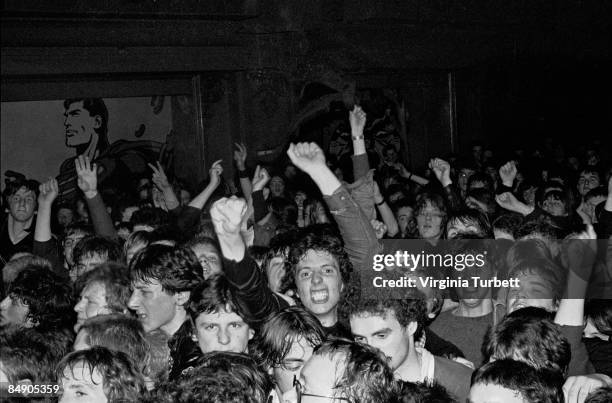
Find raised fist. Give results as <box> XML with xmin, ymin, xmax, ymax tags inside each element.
<box><xmin>210</xmin><ymin>196</ymin><xmax>248</xmax><ymax>237</ymax></box>
<box><xmin>349</xmin><ymin>105</ymin><xmax>367</xmax><ymax>135</ymax></box>
<box><xmin>252</xmin><ymin>165</ymin><xmax>271</xmax><ymax>192</ymax></box>
<box><xmin>38</xmin><ymin>177</ymin><xmax>59</xmax><ymax>205</ymax></box>
<box><xmin>499</xmin><ymin>161</ymin><xmax>517</xmax><ymax>187</ymax></box>
<box><xmin>286</xmin><ymin>143</ymin><xmax>326</xmax><ymax>174</ymax></box>
<box><xmin>209</xmin><ymin>159</ymin><xmax>223</xmax><ymax>189</ymax></box>
<box><xmin>429</xmin><ymin>158</ymin><xmax>451</xmax><ymax>187</ymax></box>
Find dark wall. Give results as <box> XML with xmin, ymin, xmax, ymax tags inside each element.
<box><xmin>2</xmin><ymin>0</ymin><xmax>611</xmax><ymax>178</ymax></box>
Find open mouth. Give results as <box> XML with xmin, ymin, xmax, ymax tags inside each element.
<box><xmin>310</xmin><ymin>289</ymin><xmax>329</xmax><ymax>303</ymax></box>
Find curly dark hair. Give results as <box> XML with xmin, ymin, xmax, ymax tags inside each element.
<box><xmin>72</xmin><ymin>235</ymin><xmax>124</xmax><ymax>266</ymax></box>
<box><xmin>57</xmin><ymin>346</ymin><xmax>147</xmax><ymax>402</ymax></box>
<box><xmin>251</xmin><ymin>306</ymin><xmax>326</xmax><ymax>368</ymax></box>
<box><xmin>75</xmin><ymin>262</ymin><xmax>132</xmax><ymax>315</ymax></box>
<box><xmin>146</xmin><ymin>352</ymin><xmax>271</xmax><ymax>403</ymax></box>
<box><xmin>471</xmin><ymin>359</ymin><xmax>564</xmax><ymax>403</ymax></box>
<box><xmin>187</xmin><ymin>274</ymin><xmax>243</xmax><ymax>322</ymax></box>
<box><xmin>7</xmin><ymin>265</ymin><xmax>75</xmax><ymax>331</ymax></box>
<box><xmin>313</xmin><ymin>338</ymin><xmax>398</xmax><ymax>403</ymax></box>
<box><xmin>280</xmin><ymin>224</ymin><xmax>352</xmax><ymax>295</ymax></box>
<box><xmin>345</xmin><ymin>293</ymin><xmax>428</xmax><ymax>341</ymax></box>
<box><xmin>130</xmin><ymin>244</ymin><xmax>203</xmax><ymax>294</ymax></box>
<box><xmin>2</xmin><ymin>177</ymin><xmax>40</xmax><ymax>204</ymax></box>
<box><xmin>482</xmin><ymin>307</ymin><xmax>570</xmax><ymax>375</ymax></box>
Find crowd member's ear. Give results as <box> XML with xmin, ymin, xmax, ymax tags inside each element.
<box><xmin>406</xmin><ymin>321</ymin><xmax>418</xmax><ymax>336</ymax></box>
<box><xmin>93</xmin><ymin>115</ymin><xmax>102</xmax><ymax>130</ymax></box>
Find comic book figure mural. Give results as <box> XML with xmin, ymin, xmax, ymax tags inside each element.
<box><xmin>57</xmin><ymin>98</ymin><xmax>166</xmax><ymax>202</ymax></box>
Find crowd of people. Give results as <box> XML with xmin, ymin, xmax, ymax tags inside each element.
<box><xmin>1</xmin><ymin>98</ymin><xmax>611</xmax><ymax>402</ymax></box>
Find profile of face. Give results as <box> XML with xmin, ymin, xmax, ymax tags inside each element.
<box><xmin>64</xmin><ymin>101</ymin><xmax>101</xmax><ymax>148</ymax></box>
<box><xmin>396</xmin><ymin>206</ymin><xmax>416</xmax><ymax>236</ymax></box>
<box><xmin>506</xmin><ymin>272</ymin><xmax>556</xmax><ymax>314</ymax></box>
<box><xmin>469</xmin><ymin>383</ymin><xmax>526</xmax><ymax>403</ymax></box>
<box><xmin>299</xmin><ymin>353</ymin><xmax>345</xmax><ymax>401</ymax></box>
<box><xmin>57</xmin><ymin>207</ymin><xmax>75</xmax><ymax>228</ymax></box>
<box><xmin>190</xmin><ymin>243</ymin><xmax>222</xmax><ymax>280</ymax></box>
<box><xmin>273</xmin><ymin>336</ymin><xmax>315</xmax><ymax>394</ymax></box>
<box><xmin>63</xmin><ymin>232</ymin><xmax>87</xmax><ymax>269</ymax></box>
<box><xmin>73</xmin><ymin>282</ymin><xmax>112</xmax><ymax>332</ymax></box>
<box><xmin>416</xmin><ymin>202</ymin><xmax>444</xmax><ymax>240</ymax></box>
<box><xmin>7</xmin><ymin>187</ymin><xmax>36</xmax><ymax>223</ymax></box>
<box><xmin>270</xmin><ymin>176</ymin><xmax>286</xmax><ymax>198</ymax></box>
<box><xmin>192</xmin><ymin>308</ymin><xmax>253</xmax><ymax>354</ymax></box>
<box><xmin>59</xmin><ymin>362</ymin><xmax>107</xmax><ymax>403</ymax></box>
<box><xmin>128</xmin><ymin>278</ymin><xmax>180</xmax><ymax>334</ymax></box>
<box><xmin>577</xmin><ymin>172</ymin><xmax>600</xmax><ymax>196</ymax></box>
<box><xmin>350</xmin><ymin>311</ymin><xmax>414</xmax><ymax>370</ymax></box>
<box><xmin>294</xmin><ymin>250</ymin><xmax>343</xmax><ymax>324</ymax></box>
<box><xmin>0</xmin><ymin>295</ymin><xmax>30</xmax><ymax>328</ymax></box>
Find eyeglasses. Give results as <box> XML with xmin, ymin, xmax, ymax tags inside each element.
<box><xmin>293</xmin><ymin>375</ymin><xmax>351</xmax><ymax>403</ymax></box>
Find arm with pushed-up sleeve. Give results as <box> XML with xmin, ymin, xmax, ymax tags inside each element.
<box><xmin>74</xmin><ymin>156</ymin><xmax>118</xmax><ymax>239</ymax></box>
<box><xmin>287</xmin><ymin>142</ymin><xmax>380</xmax><ymax>278</ymax></box>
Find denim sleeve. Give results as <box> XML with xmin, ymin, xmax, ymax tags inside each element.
<box><xmin>323</xmin><ymin>186</ymin><xmax>381</xmax><ymax>287</ymax></box>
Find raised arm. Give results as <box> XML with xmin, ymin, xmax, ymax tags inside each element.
<box><xmin>75</xmin><ymin>156</ymin><xmax>117</xmax><ymax>239</ymax></box>
<box><xmin>397</xmin><ymin>162</ymin><xmax>430</xmax><ymax>186</ymax></box>
<box><xmin>498</xmin><ymin>161</ymin><xmax>517</xmax><ymax>192</ymax></box>
<box><xmin>373</xmin><ymin>180</ymin><xmax>398</xmax><ymax>237</ymax></box>
<box><xmin>233</xmin><ymin>142</ymin><xmax>253</xmax><ymax>202</ymax></box>
<box><xmin>211</xmin><ymin>196</ymin><xmax>287</xmax><ymax>325</ymax></box>
<box><xmin>35</xmin><ymin>178</ymin><xmax>58</xmax><ymax>243</ymax></box>
<box><xmin>251</xmin><ymin>165</ymin><xmax>271</xmax><ymax>223</ymax></box>
<box><xmin>429</xmin><ymin>158</ymin><xmax>463</xmax><ymax>211</ymax></box>
<box><xmin>287</xmin><ymin>142</ymin><xmax>379</xmax><ymax>274</ymax></box>
<box><xmin>188</xmin><ymin>159</ymin><xmax>223</xmax><ymax>210</ymax></box>
<box><xmin>149</xmin><ymin>161</ymin><xmax>180</xmax><ymax>211</ymax></box>
<box><xmin>33</xmin><ymin>178</ymin><xmax>64</xmax><ymax>275</ymax></box>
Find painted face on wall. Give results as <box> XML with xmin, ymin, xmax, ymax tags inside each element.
<box><xmin>64</xmin><ymin>101</ymin><xmax>101</xmax><ymax>148</ymax></box>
